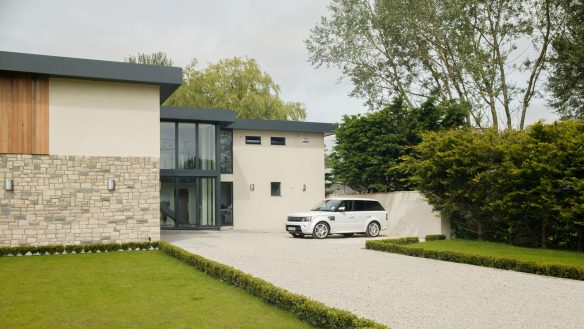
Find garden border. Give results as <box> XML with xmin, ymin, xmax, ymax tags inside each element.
<box><xmin>366</xmin><ymin>237</ymin><xmax>584</xmax><ymax>281</ymax></box>
<box><xmin>0</xmin><ymin>241</ymin><xmax>159</xmax><ymax>256</ymax></box>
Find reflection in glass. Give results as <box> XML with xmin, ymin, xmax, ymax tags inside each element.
<box><xmin>221</xmin><ymin>182</ymin><xmax>233</xmax><ymax>226</ymax></box>
<box><xmin>178</xmin><ymin>123</ymin><xmax>197</xmax><ymax>169</ymax></box>
<box><xmin>200</xmin><ymin>178</ymin><xmax>215</xmax><ymax>226</ymax></box>
<box><xmin>177</xmin><ymin>177</ymin><xmax>197</xmax><ymax>227</ymax></box>
<box><xmin>160</xmin><ymin>177</ymin><xmax>176</xmax><ymax>228</ymax></box>
<box><xmin>220</xmin><ymin>130</ymin><xmax>233</xmax><ymax>173</ymax></box>
<box><xmin>160</xmin><ymin>122</ymin><xmax>175</xmax><ymax>169</ymax></box>
<box><xmin>199</xmin><ymin>124</ymin><xmax>216</xmax><ymax>170</ymax></box>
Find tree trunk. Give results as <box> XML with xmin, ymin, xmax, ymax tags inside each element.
<box><xmin>477</xmin><ymin>220</ymin><xmax>484</xmax><ymax>241</ymax></box>
<box><xmin>578</xmin><ymin>227</ymin><xmax>584</xmax><ymax>252</ymax></box>
<box><xmin>540</xmin><ymin>218</ymin><xmax>547</xmax><ymax>249</ymax></box>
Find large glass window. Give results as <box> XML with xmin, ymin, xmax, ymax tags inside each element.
<box><xmin>160</xmin><ymin>122</ymin><xmax>175</xmax><ymax>169</ymax></box>
<box><xmin>177</xmin><ymin>177</ymin><xmax>197</xmax><ymax>227</ymax></box>
<box><xmin>160</xmin><ymin>177</ymin><xmax>176</xmax><ymax>227</ymax></box>
<box><xmin>198</xmin><ymin>124</ymin><xmax>216</xmax><ymax>170</ymax></box>
<box><xmin>220</xmin><ymin>130</ymin><xmax>233</xmax><ymax>173</ymax></box>
<box><xmin>178</xmin><ymin>123</ymin><xmax>197</xmax><ymax>170</ymax></box>
<box><xmin>221</xmin><ymin>182</ymin><xmax>233</xmax><ymax>226</ymax></box>
<box><xmin>200</xmin><ymin>178</ymin><xmax>216</xmax><ymax>226</ymax></box>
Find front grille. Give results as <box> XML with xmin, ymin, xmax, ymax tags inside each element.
<box><xmin>287</xmin><ymin>216</ymin><xmax>303</xmax><ymax>222</ymax></box>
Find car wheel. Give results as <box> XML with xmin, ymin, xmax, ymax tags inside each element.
<box><xmin>342</xmin><ymin>233</ymin><xmax>354</xmax><ymax>237</ymax></box>
<box><xmin>292</xmin><ymin>233</ymin><xmax>305</xmax><ymax>238</ymax></box>
<box><xmin>313</xmin><ymin>222</ymin><xmax>329</xmax><ymax>239</ymax></box>
<box><xmin>366</xmin><ymin>222</ymin><xmax>380</xmax><ymax>237</ymax></box>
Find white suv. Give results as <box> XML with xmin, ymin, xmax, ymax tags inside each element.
<box><xmin>285</xmin><ymin>198</ymin><xmax>388</xmax><ymax>239</ymax></box>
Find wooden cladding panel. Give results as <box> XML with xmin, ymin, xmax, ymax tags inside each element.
<box><xmin>0</xmin><ymin>73</ymin><xmax>49</xmax><ymax>155</ymax></box>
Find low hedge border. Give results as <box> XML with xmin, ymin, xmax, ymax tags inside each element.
<box><xmin>158</xmin><ymin>241</ymin><xmax>387</xmax><ymax>329</ymax></box>
<box><xmin>424</xmin><ymin>234</ymin><xmax>446</xmax><ymax>241</ymax></box>
<box><xmin>365</xmin><ymin>239</ymin><xmax>584</xmax><ymax>281</ymax></box>
<box><xmin>0</xmin><ymin>241</ymin><xmax>159</xmax><ymax>257</ymax></box>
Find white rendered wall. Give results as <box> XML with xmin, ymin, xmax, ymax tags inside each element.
<box><xmin>49</xmin><ymin>78</ymin><xmax>160</xmax><ymax>157</ymax></box>
<box><xmin>335</xmin><ymin>191</ymin><xmax>451</xmax><ymax>239</ymax></box>
<box><xmin>222</xmin><ymin>130</ymin><xmax>326</xmax><ymax>232</ymax></box>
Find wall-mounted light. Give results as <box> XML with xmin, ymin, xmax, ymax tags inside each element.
<box><xmin>4</xmin><ymin>179</ymin><xmax>13</xmax><ymax>191</ymax></box>
<box><xmin>302</xmin><ymin>184</ymin><xmax>307</xmax><ymax>192</ymax></box>
<box><xmin>108</xmin><ymin>179</ymin><xmax>116</xmax><ymax>191</ymax></box>
<box><xmin>250</xmin><ymin>184</ymin><xmax>255</xmax><ymax>191</ymax></box>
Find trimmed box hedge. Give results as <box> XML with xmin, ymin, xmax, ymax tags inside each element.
<box><xmin>366</xmin><ymin>239</ymin><xmax>584</xmax><ymax>281</ymax></box>
<box><xmin>0</xmin><ymin>241</ymin><xmax>159</xmax><ymax>257</ymax></box>
<box><xmin>424</xmin><ymin>234</ymin><xmax>446</xmax><ymax>241</ymax></box>
<box><xmin>158</xmin><ymin>241</ymin><xmax>387</xmax><ymax>329</ymax></box>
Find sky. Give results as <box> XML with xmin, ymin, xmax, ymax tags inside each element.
<box><xmin>0</xmin><ymin>0</ymin><xmax>558</xmax><ymax>129</ymax></box>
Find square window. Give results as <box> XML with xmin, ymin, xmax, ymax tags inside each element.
<box><xmin>271</xmin><ymin>137</ymin><xmax>286</xmax><ymax>145</ymax></box>
<box><xmin>245</xmin><ymin>136</ymin><xmax>261</xmax><ymax>145</ymax></box>
<box><xmin>271</xmin><ymin>182</ymin><xmax>281</xmax><ymax>196</ymax></box>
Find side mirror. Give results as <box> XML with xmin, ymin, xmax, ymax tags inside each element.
<box><xmin>337</xmin><ymin>206</ymin><xmax>346</xmax><ymax>212</ymax></box>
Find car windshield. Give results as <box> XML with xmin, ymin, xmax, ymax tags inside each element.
<box><xmin>311</xmin><ymin>199</ymin><xmax>342</xmax><ymax>212</ymax></box>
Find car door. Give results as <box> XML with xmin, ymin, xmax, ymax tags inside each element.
<box><xmin>331</xmin><ymin>200</ymin><xmax>353</xmax><ymax>233</ymax></box>
<box><xmin>351</xmin><ymin>200</ymin><xmax>370</xmax><ymax>232</ymax></box>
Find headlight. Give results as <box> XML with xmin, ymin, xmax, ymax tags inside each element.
<box><xmin>301</xmin><ymin>216</ymin><xmax>312</xmax><ymax>222</ymax></box>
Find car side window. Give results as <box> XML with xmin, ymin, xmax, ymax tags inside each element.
<box><xmin>365</xmin><ymin>201</ymin><xmax>385</xmax><ymax>211</ymax></box>
<box><xmin>353</xmin><ymin>200</ymin><xmax>367</xmax><ymax>211</ymax></box>
<box><xmin>338</xmin><ymin>200</ymin><xmax>353</xmax><ymax>212</ymax></box>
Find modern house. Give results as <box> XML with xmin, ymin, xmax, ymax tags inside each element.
<box><xmin>0</xmin><ymin>51</ymin><xmax>333</xmax><ymax>246</ymax></box>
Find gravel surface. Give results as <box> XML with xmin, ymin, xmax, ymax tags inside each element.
<box><xmin>163</xmin><ymin>230</ymin><xmax>584</xmax><ymax>329</ymax></box>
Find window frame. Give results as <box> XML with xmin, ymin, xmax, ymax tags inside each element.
<box><xmin>245</xmin><ymin>136</ymin><xmax>262</xmax><ymax>145</ymax></box>
<box><xmin>270</xmin><ymin>136</ymin><xmax>286</xmax><ymax>145</ymax></box>
<box><xmin>270</xmin><ymin>182</ymin><xmax>281</xmax><ymax>196</ymax></box>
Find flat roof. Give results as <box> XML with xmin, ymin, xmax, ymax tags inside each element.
<box><xmin>0</xmin><ymin>50</ymin><xmax>182</xmax><ymax>104</ymax></box>
<box><xmin>161</xmin><ymin>106</ymin><xmax>236</xmax><ymax>125</ymax></box>
<box><xmin>227</xmin><ymin>119</ymin><xmax>335</xmax><ymax>135</ymax></box>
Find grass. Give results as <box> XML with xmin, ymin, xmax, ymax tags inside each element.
<box><xmin>0</xmin><ymin>251</ymin><xmax>313</xmax><ymax>329</ymax></box>
<box><xmin>407</xmin><ymin>239</ymin><xmax>584</xmax><ymax>269</ymax></box>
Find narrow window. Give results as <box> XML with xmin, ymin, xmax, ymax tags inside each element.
<box><xmin>271</xmin><ymin>137</ymin><xmax>286</xmax><ymax>145</ymax></box>
<box><xmin>245</xmin><ymin>136</ymin><xmax>261</xmax><ymax>145</ymax></box>
<box><xmin>220</xmin><ymin>130</ymin><xmax>233</xmax><ymax>173</ymax></box>
<box><xmin>271</xmin><ymin>182</ymin><xmax>281</xmax><ymax>196</ymax></box>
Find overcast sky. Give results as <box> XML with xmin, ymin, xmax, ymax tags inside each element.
<box><xmin>0</xmin><ymin>0</ymin><xmax>558</xmax><ymax>127</ymax></box>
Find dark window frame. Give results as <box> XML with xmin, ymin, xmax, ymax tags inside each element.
<box><xmin>270</xmin><ymin>136</ymin><xmax>286</xmax><ymax>145</ymax></box>
<box><xmin>245</xmin><ymin>136</ymin><xmax>262</xmax><ymax>145</ymax></box>
<box><xmin>220</xmin><ymin>129</ymin><xmax>233</xmax><ymax>174</ymax></box>
<box><xmin>271</xmin><ymin>182</ymin><xmax>281</xmax><ymax>196</ymax></box>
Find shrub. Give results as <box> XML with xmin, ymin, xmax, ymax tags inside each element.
<box><xmin>158</xmin><ymin>241</ymin><xmax>387</xmax><ymax>329</ymax></box>
<box><xmin>425</xmin><ymin>234</ymin><xmax>446</xmax><ymax>241</ymax></box>
<box><xmin>0</xmin><ymin>241</ymin><xmax>159</xmax><ymax>257</ymax></box>
<box><xmin>366</xmin><ymin>239</ymin><xmax>584</xmax><ymax>281</ymax></box>
<box><xmin>377</xmin><ymin>237</ymin><xmax>419</xmax><ymax>245</ymax></box>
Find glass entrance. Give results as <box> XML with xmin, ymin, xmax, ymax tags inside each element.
<box><xmin>159</xmin><ymin>177</ymin><xmax>216</xmax><ymax>229</ymax></box>
<box><xmin>221</xmin><ymin>182</ymin><xmax>233</xmax><ymax>226</ymax></box>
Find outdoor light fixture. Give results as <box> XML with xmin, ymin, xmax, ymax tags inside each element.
<box><xmin>250</xmin><ymin>184</ymin><xmax>255</xmax><ymax>191</ymax></box>
<box><xmin>302</xmin><ymin>184</ymin><xmax>307</xmax><ymax>191</ymax></box>
<box><xmin>4</xmin><ymin>179</ymin><xmax>13</xmax><ymax>191</ymax></box>
<box><xmin>108</xmin><ymin>179</ymin><xmax>116</xmax><ymax>191</ymax></box>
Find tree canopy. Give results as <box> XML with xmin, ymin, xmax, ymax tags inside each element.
<box><xmin>306</xmin><ymin>0</ymin><xmax>563</xmax><ymax>129</ymax></box>
<box><xmin>548</xmin><ymin>0</ymin><xmax>584</xmax><ymax>119</ymax></box>
<box><xmin>125</xmin><ymin>52</ymin><xmax>306</xmax><ymax>120</ymax></box>
<box><xmin>329</xmin><ymin>97</ymin><xmax>469</xmax><ymax>192</ymax></box>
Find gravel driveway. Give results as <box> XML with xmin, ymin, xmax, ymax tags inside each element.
<box><xmin>163</xmin><ymin>230</ymin><xmax>584</xmax><ymax>329</ymax></box>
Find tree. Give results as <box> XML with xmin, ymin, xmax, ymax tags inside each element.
<box><xmin>125</xmin><ymin>53</ymin><xmax>306</xmax><ymax>120</ymax></box>
<box><xmin>165</xmin><ymin>57</ymin><xmax>306</xmax><ymax>120</ymax></box>
<box><xmin>306</xmin><ymin>0</ymin><xmax>563</xmax><ymax>129</ymax></box>
<box><xmin>125</xmin><ymin>51</ymin><xmax>174</xmax><ymax>66</ymax></box>
<box><xmin>548</xmin><ymin>0</ymin><xmax>584</xmax><ymax>119</ymax></box>
<box><xmin>329</xmin><ymin>97</ymin><xmax>468</xmax><ymax>192</ymax></box>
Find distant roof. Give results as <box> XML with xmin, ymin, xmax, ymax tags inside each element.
<box><xmin>0</xmin><ymin>51</ymin><xmax>182</xmax><ymax>104</ymax></box>
<box><xmin>227</xmin><ymin>119</ymin><xmax>335</xmax><ymax>136</ymax></box>
<box><xmin>161</xmin><ymin>106</ymin><xmax>236</xmax><ymax>126</ymax></box>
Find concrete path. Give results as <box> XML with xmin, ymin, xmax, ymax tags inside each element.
<box><xmin>163</xmin><ymin>230</ymin><xmax>584</xmax><ymax>329</ymax></box>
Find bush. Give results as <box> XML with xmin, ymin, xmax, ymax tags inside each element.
<box><xmin>377</xmin><ymin>237</ymin><xmax>419</xmax><ymax>245</ymax></box>
<box><xmin>158</xmin><ymin>241</ymin><xmax>387</xmax><ymax>329</ymax></box>
<box><xmin>0</xmin><ymin>241</ymin><xmax>159</xmax><ymax>257</ymax></box>
<box><xmin>425</xmin><ymin>235</ymin><xmax>446</xmax><ymax>241</ymax></box>
<box><xmin>402</xmin><ymin>120</ymin><xmax>584</xmax><ymax>251</ymax></box>
<box><xmin>366</xmin><ymin>239</ymin><xmax>584</xmax><ymax>281</ymax></box>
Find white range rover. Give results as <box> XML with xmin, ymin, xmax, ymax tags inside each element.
<box><xmin>285</xmin><ymin>198</ymin><xmax>388</xmax><ymax>239</ymax></box>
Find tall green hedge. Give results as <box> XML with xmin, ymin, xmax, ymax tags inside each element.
<box><xmin>402</xmin><ymin>120</ymin><xmax>584</xmax><ymax>251</ymax></box>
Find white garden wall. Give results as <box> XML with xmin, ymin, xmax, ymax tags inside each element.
<box><xmin>333</xmin><ymin>191</ymin><xmax>450</xmax><ymax>239</ymax></box>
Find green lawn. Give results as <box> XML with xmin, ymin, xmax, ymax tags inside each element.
<box><xmin>408</xmin><ymin>239</ymin><xmax>584</xmax><ymax>268</ymax></box>
<box><xmin>0</xmin><ymin>251</ymin><xmax>313</xmax><ymax>329</ymax></box>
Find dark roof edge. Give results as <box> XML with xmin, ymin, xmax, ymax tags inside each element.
<box><xmin>0</xmin><ymin>50</ymin><xmax>182</xmax><ymax>104</ymax></box>
<box><xmin>227</xmin><ymin>118</ymin><xmax>335</xmax><ymax>135</ymax></box>
<box><xmin>161</xmin><ymin>106</ymin><xmax>237</xmax><ymax>124</ymax></box>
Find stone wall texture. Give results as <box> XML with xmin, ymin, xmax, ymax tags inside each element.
<box><xmin>0</xmin><ymin>154</ymin><xmax>160</xmax><ymax>247</ymax></box>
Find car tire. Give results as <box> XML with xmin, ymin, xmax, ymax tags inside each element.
<box><xmin>342</xmin><ymin>233</ymin><xmax>354</xmax><ymax>237</ymax></box>
<box><xmin>366</xmin><ymin>221</ymin><xmax>381</xmax><ymax>237</ymax></box>
<box><xmin>313</xmin><ymin>222</ymin><xmax>329</xmax><ymax>239</ymax></box>
<box><xmin>291</xmin><ymin>233</ymin><xmax>305</xmax><ymax>238</ymax></box>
